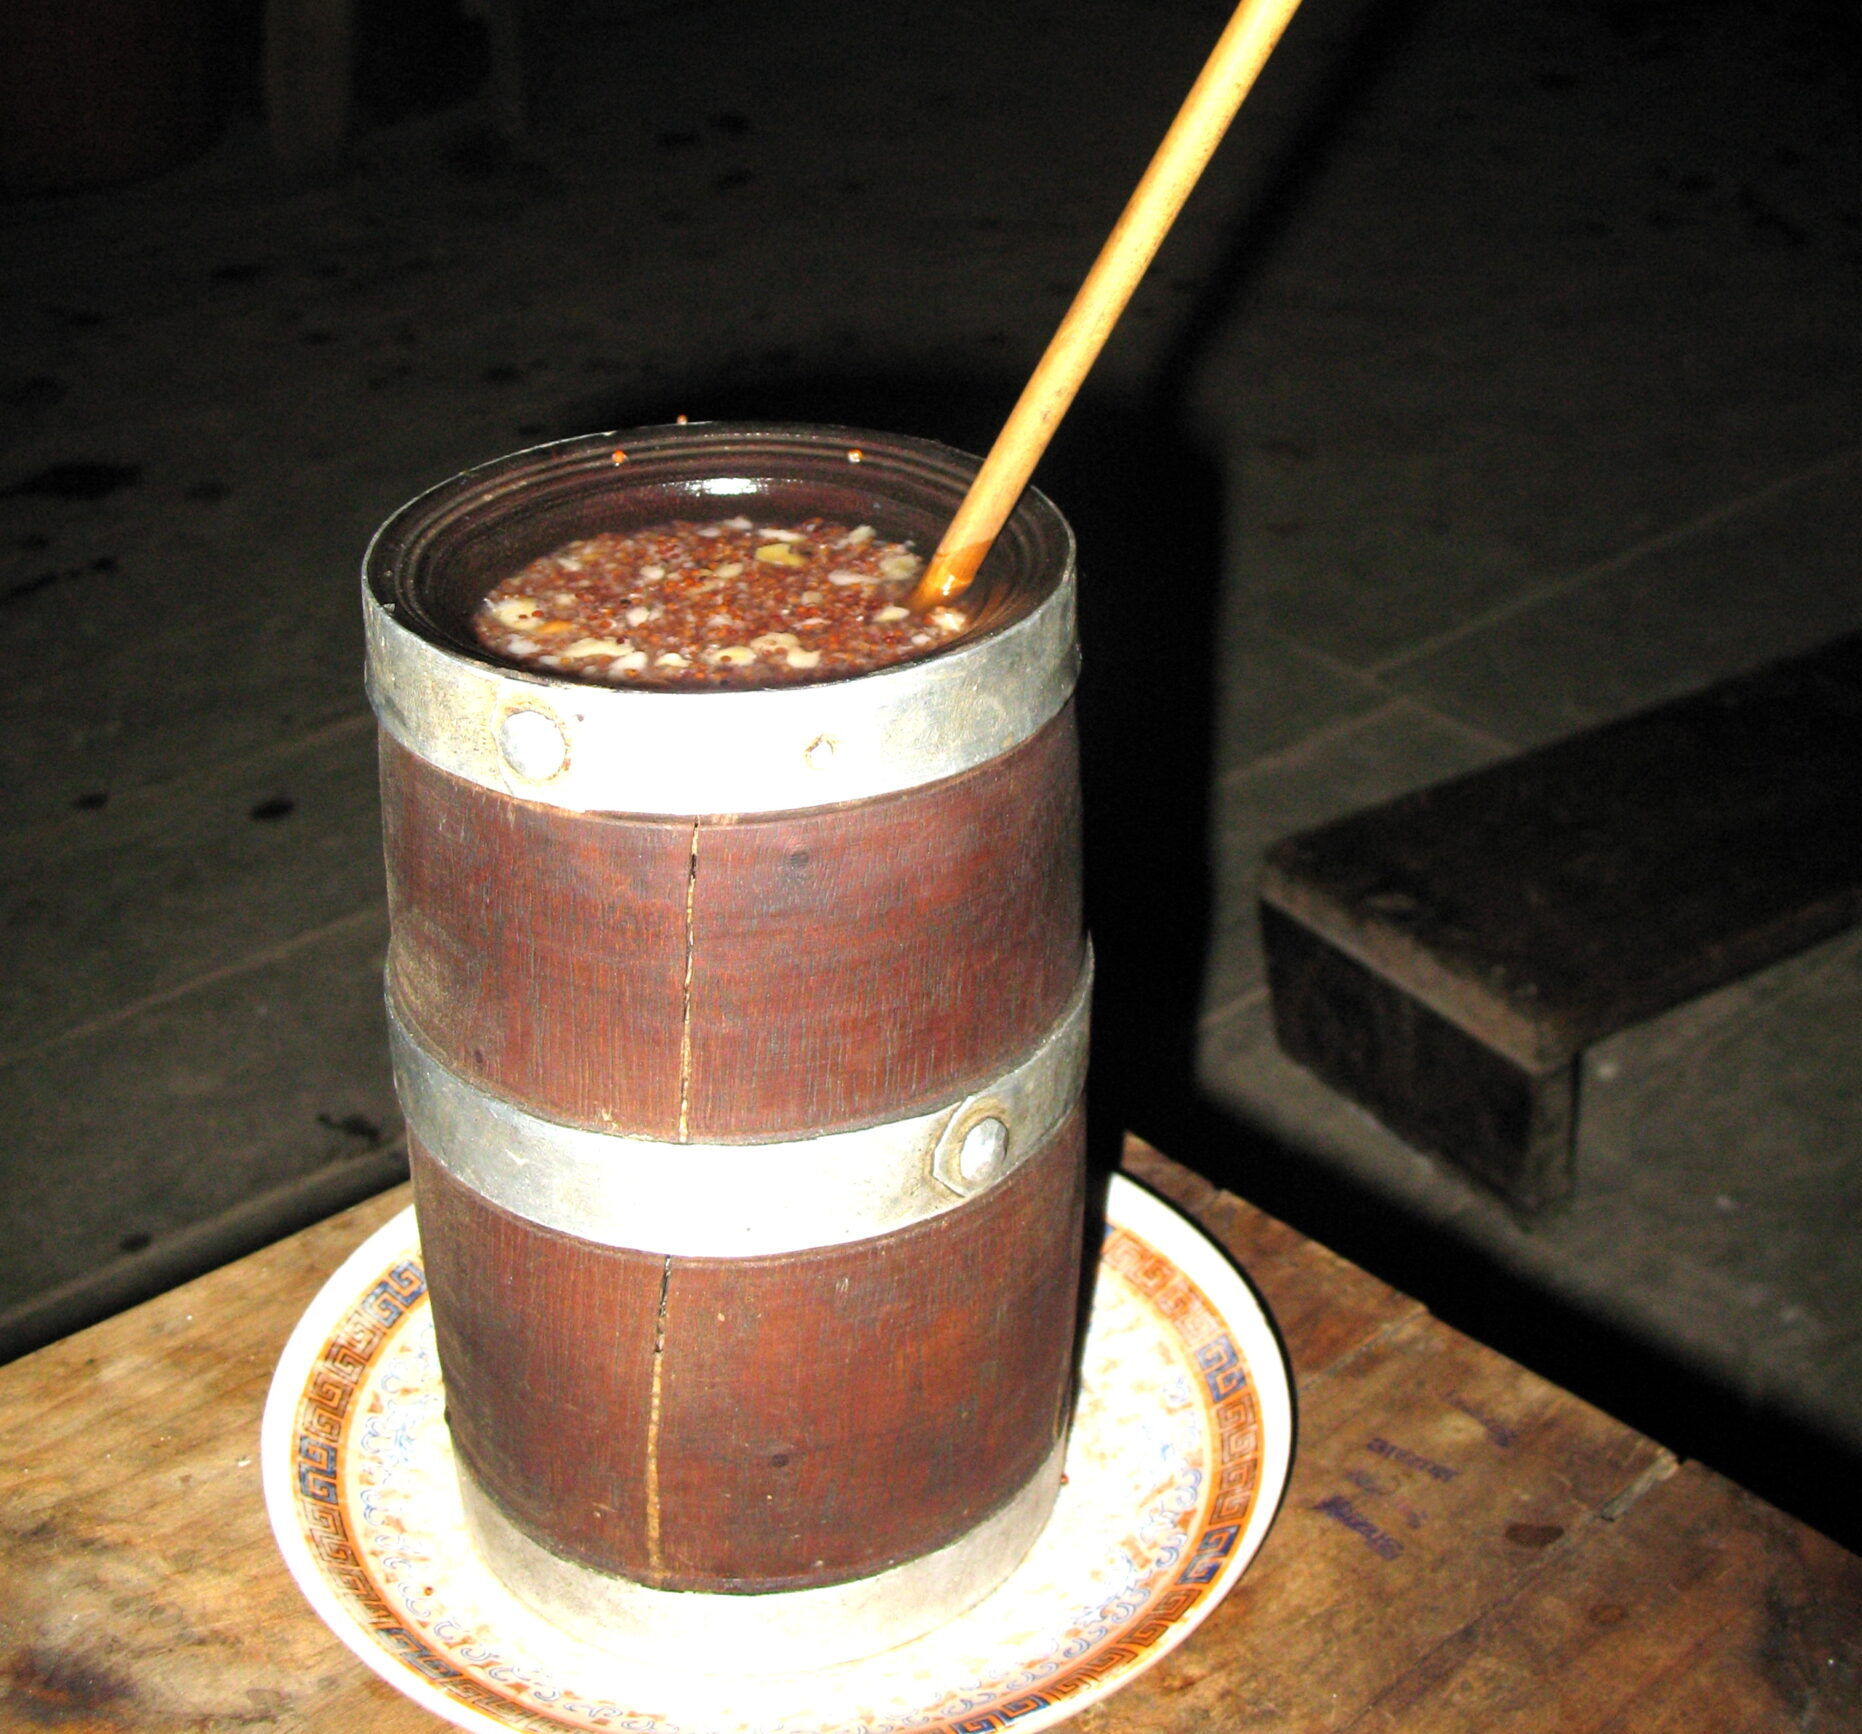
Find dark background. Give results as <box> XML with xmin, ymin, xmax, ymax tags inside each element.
<box><xmin>2</xmin><ymin>0</ymin><xmax>1859</xmax><ymax>1545</ymax></box>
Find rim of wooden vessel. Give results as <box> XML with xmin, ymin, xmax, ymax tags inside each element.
<box><xmin>363</xmin><ymin>423</ymin><xmax>1079</xmax><ymax>817</ymax></box>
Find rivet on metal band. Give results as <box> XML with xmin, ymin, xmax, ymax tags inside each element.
<box><xmin>390</xmin><ymin>956</ymin><xmax>1092</xmax><ymax>1257</ymax></box>
<box><xmin>364</xmin><ymin>575</ymin><xmax>1077</xmax><ymax>817</ymax></box>
<box><xmin>455</xmin><ymin>1433</ymin><xmax>1067</xmax><ymax>1671</ymax></box>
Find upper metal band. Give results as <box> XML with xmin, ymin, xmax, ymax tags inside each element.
<box><xmin>391</xmin><ymin>957</ymin><xmax>1091</xmax><ymax>1256</ymax></box>
<box><xmin>364</xmin><ymin>574</ymin><xmax>1077</xmax><ymax>817</ymax></box>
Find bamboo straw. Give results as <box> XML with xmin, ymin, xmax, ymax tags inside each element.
<box><xmin>908</xmin><ymin>0</ymin><xmax>1305</xmax><ymax>611</ymax></box>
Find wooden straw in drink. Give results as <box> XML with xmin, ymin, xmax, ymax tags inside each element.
<box><xmin>908</xmin><ymin>0</ymin><xmax>1306</xmax><ymax>611</ymax></box>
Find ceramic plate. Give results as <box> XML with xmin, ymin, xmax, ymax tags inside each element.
<box><xmin>263</xmin><ymin>1174</ymin><xmax>1291</xmax><ymax>1733</ymax></box>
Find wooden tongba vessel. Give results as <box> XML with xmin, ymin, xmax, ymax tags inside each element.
<box><xmin>365</xmin><ymin>425</ymin><xmax>1090</xmax><ymax>1666</ymax></box>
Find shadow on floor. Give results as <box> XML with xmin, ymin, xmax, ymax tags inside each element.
<box><xmin>1135</xmin><ymin>1086</ymin><xmax>1862</xmax><ymax>1557</ymax></box>
<box><xmin>569</xmin><ymin>361</ymin><xmax>1862</xmax><ymax>1558</ymax></box>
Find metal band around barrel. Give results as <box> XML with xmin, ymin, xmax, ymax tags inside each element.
<box><xmin>455</xmin><ymin>1433</ymin><xmax>1065</xmax><ymax>1670</ymax></box>
<box><xmin>363</xmin><ymin>571</ymin><xmax>1077</xmax><ymax>817</ymax></box>
<box><xmin>390</xmin><ymin>957</ymin><xmax>1091</xmax><ymax>1257</ymax></box>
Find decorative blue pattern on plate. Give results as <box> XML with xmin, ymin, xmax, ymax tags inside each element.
<box><xmin>264</xmin><ymin>1175</ymin><xmax>1291</xmax><ymax>1734</ymax></box>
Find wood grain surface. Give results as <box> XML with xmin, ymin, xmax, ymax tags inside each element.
<box><xmin>412</xmin><ymin>1110</ymin><xmax>1085</xmax><ymax>1592</ymax></box>
<box><xmin>1258</xmin><ymin>634</ymin><xmax>1862</xmax><ymax>1210</ymax></box>
<box><xmin>679</xmin><ymin>710</ymin><xmax>1083</xmax><ymax>1138</ymax></box>
<box><xmin>1261</xmin><ymin>900</ymin><xmax>1580</xmax><ymax>1211</ymax></box>
<box><xmin>3</xmin><ymin>1138</ymin><xmax>1857</xmax><ymax>1731</ymax></box>
<box><xmin>1260</xmin><ymin>631</ymin><xmax>1862</xmax><ymax>1072</ymax></box>
<box><xmin>380</xmin><ymin>731</ymin><xmax>692</xmax><ymax>1136</ymax></box>
<box><xmin>381</xmin><ymin>708</ymin><xmax>1083</xmax><ymax>1140</ymax></box>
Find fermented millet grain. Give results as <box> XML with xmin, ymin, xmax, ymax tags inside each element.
<box><xmin>473</xmin><ymin>517</ymin><xmax>969</xmax><ymax>688</ymax></box>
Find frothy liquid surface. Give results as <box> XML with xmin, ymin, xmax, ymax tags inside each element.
<box><xmin>472</xmin><ymin>517</ymin><xmax>970</xmax><ymax>688</ymax></box>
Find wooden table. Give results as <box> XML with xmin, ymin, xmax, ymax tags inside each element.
<box><xmin>4</xmin><ymin>1137</ymin><xmax>1858</xmax><ymax>1731</ymax></box>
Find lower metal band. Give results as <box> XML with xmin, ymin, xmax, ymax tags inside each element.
<box><xmin>390</xmin><ymin>955</ymin><xmax>1091</xmax><ymax>1256</ymax></box>
<box><xmin>456</xmin><ymin>1433</ymin><xmax>1066</xmax><ymax>1672</ymax></box>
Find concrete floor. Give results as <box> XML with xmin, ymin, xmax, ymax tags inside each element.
<box><xmin>2</xmin><ymin>0</ymin><xmax>1858</xmax><ymax>1544</ymax></box>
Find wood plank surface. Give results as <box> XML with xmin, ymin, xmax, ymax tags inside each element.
<box><xmin>1261</xmin><ymin>901</ymin><xmax>1579</xmax><ymax>1209</ymax></box>
<box><xmin>1257</xmin><ymin>631</ymin><xmax>1862</xmax><ymax>1208</ymax></box>
<box><xmin>0</xmin><ymin>1187</ymin><xmax>434</xmax><ymax>1732</ymax></box>
<box><xmin>3</xmin><ymin>1140</ymin><xmax>1856</xmax><ymax>1732</ymax></box>
<box><xmin>380</xmin><ymin>733</ymin><xmax>693</xmax><ymax>1137</ymax></box>
<box><xmin>1261</xmin><ymin>630</ymin><xmax>1862</xmax><ymax>1073</ymax></box>
<box><xmin>382</xmin><ymin>708</ymin><xmax>1082</xmax><ymax>1140</ymax></box>
<box><xmin>411</xmin><ymin>1111</ymin><xmax>1084</xmax><ymax>1591</ymax></box>
<box><xmin>683</xmin><ymin>708</ymin><xmax>1083</xmax><ymax>1138</ymax></box>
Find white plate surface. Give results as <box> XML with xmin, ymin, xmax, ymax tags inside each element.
<box><xmin>263</xmin><ymin>1173</ymin><xmax>1291</xmax><ymax>1733</ymax></box>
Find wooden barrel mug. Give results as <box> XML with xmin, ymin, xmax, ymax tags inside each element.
<box><xmin>364</xmin><ymin>424</ymin><xmax>1090</xmax><ymax>1667</ymax></box>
